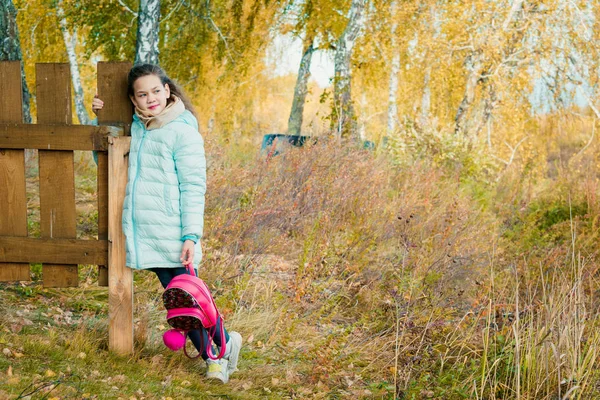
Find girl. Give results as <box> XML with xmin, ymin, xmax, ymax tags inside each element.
<box><xmin>92</xmin><ymin>64</ymin><xmax>241</xmax><ymax>384</ymax></box>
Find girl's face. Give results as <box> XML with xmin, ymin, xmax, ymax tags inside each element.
<box><xmin>130</xmin><ymin>74</ymin><xmax>170</xmax><ymax>116</ymax></box>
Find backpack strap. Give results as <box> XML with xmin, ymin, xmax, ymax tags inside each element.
<box><xmin>182</xmin><ymin>331</ymin><xmax>203</xmax><ymax>359</ymax></box>
<box><xmin>181</xmin><ymin>317</ymin><xmax>227</xmax><ymax>360</ymax></box>
<box><xmin>205</xmin><ymin>316</ymin><xmax>227</xmax><ymax>360</ymax></box>
<box><xmin>186</xmin><ymin>264</ymin><xmax>197</xmax><ymax>277</ymax></box>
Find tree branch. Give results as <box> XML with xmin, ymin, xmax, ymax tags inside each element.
<box><xmin>161</xmin><ymin>0</ymin><xmax>184</xmax><ymax>23</ymax></box>
<box><xmin>117</xmin><ymin>0</ymin><xmax>137</xmax><ymax>16</ymax></box>
<box><xmin>179</xmin><ymin>0</ymin><xmax>237</xmax><ymax>62</ymax></box>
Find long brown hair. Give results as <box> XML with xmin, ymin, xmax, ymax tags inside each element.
<box><xmin>127</xmin><ymin>64</ymin><xmax>197</xmax><ymax>117</ymax></box>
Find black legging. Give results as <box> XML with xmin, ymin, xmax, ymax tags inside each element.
<box><xmin>151</xmin><ymin>267</ymin><xmax>229</xmax><ymax>360</ymax></box>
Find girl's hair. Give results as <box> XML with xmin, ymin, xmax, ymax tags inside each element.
<box><xmin>127</xmin><ymin>64</ymin><xmax>197</xmax><ymax>117</ymax></box>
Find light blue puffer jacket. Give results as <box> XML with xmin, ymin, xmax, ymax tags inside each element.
<box><xmin>122</xmin><ymin>110</ymin><xmax>206</xmax><ymax>270</ymax></box>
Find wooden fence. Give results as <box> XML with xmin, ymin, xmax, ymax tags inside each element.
<box><xmin>0</xmin><ymin>61</ymin><xmax>134</xmax><ymax>354</ymax></box>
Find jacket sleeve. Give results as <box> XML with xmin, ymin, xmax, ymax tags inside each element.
<box><xmin>173</xmin><ymin>125</ymin><xmax>206</xmax><ymax>239</ymax></box>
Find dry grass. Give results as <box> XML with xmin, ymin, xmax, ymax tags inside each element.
<box><xmin>2</xmin><ymin>130</ymin><xmax>600</xmax><ymax>399</ymax></box>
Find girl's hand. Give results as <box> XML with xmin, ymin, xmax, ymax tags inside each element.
<box><xmin>180</xmin><ymin>240</ymin><xmax>195</xmax><ymax>266</ymax></box>
<box><xmin>92</xmin><ymin>94</ymin><xmax>104</xmax><ymax>115</ymax></box>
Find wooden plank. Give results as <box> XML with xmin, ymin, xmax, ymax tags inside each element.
<box><xmin>0</xmin><ymin>237</ymin><xmax>108</xmax><ymax>265</ymax></box>
<box><xmin>0</xmin><ymin>61</ymin><xmax>29</xmax><ymax>281</ymax></box>
<box><xmin>37</xmin><ymin>63</ymin><xmax>78</xmax><ymax>288</ymax></box>
<box><xmin>0</xmin><ymin>124</ymin><xmax>123</xmax><ymax>151</ymax></box>
<box><xmin>97</xmin><ymin>62</ymin><xmax>133</xmax><ymax>125</ymax></box>
<box><xmin>108</xmin><ymin>136</ymin><xmax>132</xmax><ymax>354</ymax></box>
<box><xmin>97</xmin><ymin>153</ymin><xmax>109</xmax><ymax>286</ymax></box>
<box><xmin>97</xmin><ymin>62</ymin><xmax>131</xmax><ymax>287</ymax></box>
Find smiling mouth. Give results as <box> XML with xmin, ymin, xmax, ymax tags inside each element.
<box><xmin>149</xmin><ymin>105</ymin><xmax>159</xmax><ymax>110</ymax></box>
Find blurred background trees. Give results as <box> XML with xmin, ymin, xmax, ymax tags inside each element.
<box><xmin>3</xmin><ymin>0</ymin><xmax>600</xmax><ymax>171</ymax></box>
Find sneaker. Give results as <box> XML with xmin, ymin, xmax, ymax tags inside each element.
<box><xmin>224</xmin><ymin>331</ymin><xmax>242</xmax><ymax>375</ymax></box>
<box><xmin>206</xmin><ymin>358</ymin><xmax>229</xmax><ymax>383</ymax></box>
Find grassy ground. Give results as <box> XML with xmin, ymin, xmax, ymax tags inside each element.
<box><xmin>2</xmin><ymin>134</ymin><xmax>600</xmax><ymax>399</ymax></box>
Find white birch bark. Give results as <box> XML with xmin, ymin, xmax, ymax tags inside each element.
<box><xmin>387</xmin><ymin>0</ymin><xmax>400</xmax><ymax>136</ymax></box>
<box><xmin>454</xmin><ymin>52</ymin><xmax>482</xmax><ymax>135</ymax></box>
<box><xmin>287</xmin><ymin>35</ymin><xmax>315</xmax><ymax>136</ymax></box>
<box><xmin>420</xmin><ymin>4</ymin><xmax>439</xmax><ymax>128</ymax></box>
<box><xmin>420</xmin><ymin>69</ymin><xmax>431</xmax><ymax>127</ymax></box>
<box><xmin>502</xmin><ymin>0</ymin><xmax>525</xmax><ymax>31</ymax></box>
<box><xmin>333</xmin><ymin>0</ymin><xmax>368</xmax><ymax>139</ymax></box>
<box><xmin>135</xmin><ymin>0</ymin><xmax>160</xmax><ymax>65</ymax></box>
<box><xmin>1</xmin><ymin>0</ymin><xmax>31</xmax><ymax>122</ymax></box>
<box><xmin>57</xmin><ymin>0</ymin><xmax>91</xmax><ymax>125</ymax></box>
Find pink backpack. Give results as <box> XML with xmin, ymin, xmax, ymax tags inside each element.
<box><xmin>162</xmin><ymin>265</ymin><xmax>226</xmax><ymax>360</ymax></box>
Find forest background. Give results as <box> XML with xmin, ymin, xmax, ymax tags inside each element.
<box><xmin>2</xmin><ymin>0</ymin><xmax>600</xmax><ymax>399</ymax></box>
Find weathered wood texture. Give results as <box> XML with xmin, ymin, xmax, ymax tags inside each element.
<box><xmin>108</xmin><ymin>136</ymin><xmax>133</xmax><ymax>354</ymax></box>
<box><xmin>0</xmin><ymin>237</ymin><xmax>108</xmax><ymax>265</ymax></box>
<box><xmin>97</xmin><ymin>62</ymin><xmax>132</xmax><ymax>287</ymax></box>
<box><xmin>0</xmin><ymin>124</ymin><xmax>123</xmax><ymax>151</ymax></box>
<box><xmin>0</xmin><ymin>61</ymin><xmax>29</xmax><ymax>281</ymax></box>
<box><xmin>36</xmin><ymin>63</ymin><xmax>78</xmax><ymax>287</ymax></box>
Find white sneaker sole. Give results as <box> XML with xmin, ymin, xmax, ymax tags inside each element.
<box><xmin>206</xmin><ymin>359</ymin><xmax>229</xmax><ymax>383</ymax></box>
<box><xmin>227</xmin><ymin>332</ymin><xmax>242</xmax><ymax>375</ymax></box>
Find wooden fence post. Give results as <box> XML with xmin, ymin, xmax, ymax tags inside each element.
<box><xmin>99</xmin><ymin>62</ymin><xmax>133</xmax><ymax>355</ymax></box>
<box><xmin>0</xmin><ymin>61</ymin><xmax>29</xmax><ymax>281</ymax></box>
<box><xmin>97</xmin><ymin>62</ymin><xmax>132</xmax><ymax>287</ymax></box>
<box><xmin>108</xmin><ymin>136</ymin><xmax>133</xmax><ymax>354</ymax></box>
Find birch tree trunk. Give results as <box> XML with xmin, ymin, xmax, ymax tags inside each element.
<box><xmin>287</xmin><ymin>35</ymin><xmax>315</xmax><ymax>136</ymax></box>
<box><xmin>454</xmin><ymin>52</ymin><xmax>482</xmax><ymax>135</ymax></box>
<box><xmin>57</xmin><ymin>0</ymin><xmax>91</xmax><ymax>125</ymax></box>
<box><xmin>387</xmin><ymin>0</ymin><xmax>400</xmax><ymax>136</ymax></box>
<box><xmin>0</xmin><ymin>0</ymin><xmax>31</xmax><ymax>122</ymax></box>
<box><xmin>420</xmin><ymin>68</ymin><xmax>431</xmax><ymax>127</ymax></box>
<box><xmin>420</xmin><ymin>4</ymin><xmax>439</xmax><ymax>128</ymax></box>
<box><xmin>135</xmin><ymin>0</ymin><xmax>160</xmax><ymax>65</ymax></box>
<box><xmin>333</xmin><ymin>0</ymin><xmax>367</xmax><ymax>140</ymax></box>
<box><xmin>475</xmin><ymin>82</ymin><xmax>497</xmax><ymax>137</ymax></box>
<box><xmin>454</xmin><ymin>0</ymin><xmax>527</xmax><ymax>137</ymax></box>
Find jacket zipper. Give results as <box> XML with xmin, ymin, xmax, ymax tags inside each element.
<box><xmin>131</xmin><ymin>125</ymin><xmax>147</xmax><ymax>268</ymax></box>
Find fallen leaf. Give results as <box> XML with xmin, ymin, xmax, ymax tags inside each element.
<box><xmin>151</xmin><ymin>354</ymin><xmax>163</xmax><ymax>365</ymax></box>
<box><xmin>242</xmin><ymin>382</ymin><xmax>253</xmax><ymax>390</ymax></box>
<box><xmin>7</xmin><ymin>366</ymin><xmax>13</xmax><ymax>376</ymax></box>
<box><xmin>2</xmin><ymin>348</ymin><xmax>12</xmax><ymax>357</ymax></box>
<box><xmin>13</xmin><ymin>352</ymin><xmax>23</xmax><ymax>358</ymax></box>
<box><xmin>45</xmin><ymin>369</ymin><xmax>56</xmax><ymax>378</ymax></box>
<box><xmin>181</xmin><ymin>380</ymin><xmax>191</xmax><ymax>387</ymax></box>
<box><xmin>272</xmin><ymin>378</ymin><xmax>280</xmax><ymax>386</ymax></box>
<box><xmin>78</xmin><ymin>352</ymin><xmax>86</xmax><ymax>359</ymax></box>
<box><xmin>7</xmin><ymin>377</ymin><xmax>20</xmax><ymax>385</ymax></box>
<box><xmin>246</xmin><ymin>334</ymin><xmax>254</xmax><ymax>344</ymax></box>
<box><xmin>285</xmin><ymin>369</ymin><xmax>299</xmax><ymax>384</ymax></box>
<box><xmin>161</xmin><ymin>375</ymin><xmax>172</xmax><ymax>387</ymax></box>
